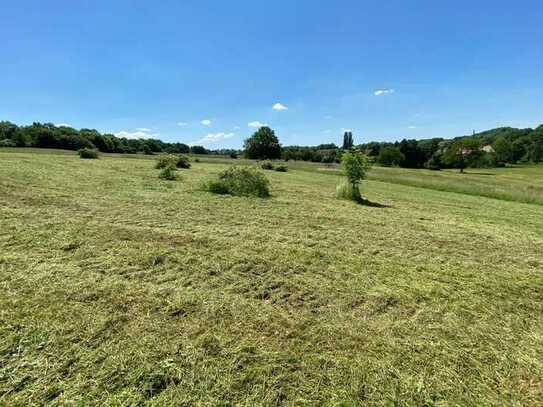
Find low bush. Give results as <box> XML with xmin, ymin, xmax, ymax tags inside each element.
<box><xmin>155</xmin><ymin>154</ymin><xmax>191</xmax><ymax>169</ymax></box>
<box><xmin>175</xmin><ymin>155</ymin><xmax>191</xmax><ymax>169</ymax></box>
<box><xmin>274</xmin><ymin>164</ymin><xmax>288</xmax><ymax>172</ymax></box>
<box><xmin>155</xmin><ymin>154</ymin><xmax>177</xmax><ymax>169</ymax></box>
<box><xmin>78</xmin><ymin>148</ymin><xmax>99</xmax><ymax>159</ymax></box>
<box><xmin>203</xmin><ymin>166</ymin><xmax>270</xmax><ymax>198</ymax></box>
<box><xmin>260</xmin><ymin>160</ymin><xmax>274</xmax><ymax>170</ymax></box>
<box><xmin>159</xmin><ymin>165</ymin><xmax>178</xmax><ymax>180</ymax></box>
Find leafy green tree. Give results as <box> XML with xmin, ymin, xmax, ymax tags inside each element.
<box><xmin>377</xmin><ymin>146</ymin><xmax>405</xmax><ymax>166</ymax></box>
<box><xmin>444</xmin><ymin>138</ymin><xmax>483</xmax><ymax>173</ymax></box>
<box><xmin>337</xmin><ymin>150</ymin><xmax>371</xmax><ymax>201</ymax></box>
<box><xmin>492</xmin><ymin>136</ymin><xmax>512</xmax><ymax>164</ymax></box>
<box><xmin>244</xmin><ymin>127</ymin><xmax>281</xmax><ymax>159</ymax></box>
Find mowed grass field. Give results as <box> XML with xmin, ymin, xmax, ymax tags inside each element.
<box><xmin>1</xmin><ymin>149</ymin><xmax>542</xmax><ymax>405</ymax></box>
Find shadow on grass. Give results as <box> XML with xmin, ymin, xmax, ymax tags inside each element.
<box><xmin>357</xmin><ymin>197</ymin><xmax>391</xmax><ymax>208</ymax></box>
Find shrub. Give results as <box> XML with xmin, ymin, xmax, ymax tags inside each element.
<box><xmin>78</xmin><ymin>148</ymin><xmax>99</xmax><ymax>159</ymax></box>
<box><xmin>159</xmin><ymin>165</ymin><xmax>178</xmax><ymax>180</ymax></box>
<box><xmin>260</xmin><ymin>160</ymin><xmax>274</xmax><ymax>170</ymax></box>
<box><xmin>274</xmin><ymin>164</ymin><xmax>288</xmax><ymax>172</ymax></box>
<box><xmin>194</xmin><ymin>158</ymin><xmax>200</xmax><ymax>163</ymax></box>
<box><xmin>377</xmin><ymin>146</ymin><xmax>405</xmax><ymax>166</ymax></box>
<box><xmin>175</xmin><ymin>155</ymin><xmax>191</xmax><ymax>169</ymax></box>
<box><xmin>203</xmin><ymin>166</ymin><xmax>270</xmax><ymax>198</ymax></box>
<box><xmin>156</xmin><ymin>154</ymin><xmax>191</xmax><ymax>169</ymax></box>
<box><xmin>155</xmin><ymin>154</ymin><xmax>178</xmax><ymax>169</ymax></box>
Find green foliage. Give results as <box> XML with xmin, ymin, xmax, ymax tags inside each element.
<box><xmin>158</xmin><ymin>165</ymin><xmax>178</xmax><ymax>180</ymax></box>
<box><xmin>260</xmin><ymin>160</ymin><xmax>274</xmax><ymax>170</ymax></box>
<box><xmin>203</xmin><ymin>166</ymin><xmax>270</xmax><ymax>198</ymax></box>
<box><xmin>338</xmin><ymin>150</ymin><xmax>371</xmax><ymax>202</ymax></box>
<box><xmin>341</xmin><ymin>150</ymin><xmax>371</xmax><ymax>186</ymax></box>
<box><xmin>155</xmin><ymin>154</ymin><xmax>178</xmax><ymax>169</ymax></box>
<box><xmin>274</xmin><ymin>164</ymin><xmax>288</xmax><ymax>172</ymax></box>
<box><xmin>492</xmin><ymin>136</ymin><xmax>512</xmax><ymax>164</ymax></box>
<box><xmin>443</xmin><ymin>138</ymin><xmax>483</xmax><ymax>172</ymax></box>
<box><xmin>377</xmin><ymin>146</ymin><xmax>405</xmax><ymax>166</ymax></box>
<box><xmin>156</xmin><ymin>154</ymin><xmax>191</xmax><ymax>169</ymax></box>
<box><xmin>78</xmin><ymin>148</ymin><xmax>99</xmax><ymax>159</ymax></box>
<box><xmin>244</xmin><ymin>127</ymin><xmax>281</xmax><ymax>159</ymax></box>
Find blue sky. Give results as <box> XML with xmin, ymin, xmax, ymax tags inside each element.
<box><xmin>1</xmin><ymin>1</ymin><xmax>542</xmax><ymax>148</ymax></box>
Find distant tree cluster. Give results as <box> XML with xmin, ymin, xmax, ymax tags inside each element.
<box><xmin>0</xmin><ymin>121</ymin><xmax>208</xmax><ymax>155</ymax></box>
<box><xmin>362</xmin><ymin>126</ymin><xmax>543</xmax><ymax>170</ymax></box>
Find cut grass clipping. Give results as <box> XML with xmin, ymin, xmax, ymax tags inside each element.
<box><xmin>78</xmin><ymin>148</ymin><xmax>99</xmax><ymax>159</ymax></box>
<box><xmin>203</xmin><ymin>166</ymin><xmax>270</xmax><ymax>197</ymax></box>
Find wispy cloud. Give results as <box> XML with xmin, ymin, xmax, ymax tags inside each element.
<box><xmin>374</xmin><ymin>89</ymin><xmax>395</xmax><ymax>96</ymax></box>
<box><xmin>193</xmin><ymin>132</ymin><xmax>235</xmax><ymax>146</ymax></box>
<box><xmin>55</xmin><ymin>123</ymin><xmax>71</xmax><ymax>127</ymax></box>
<box><xmin>408</xmin><ymin>126</ymin><xmax>417</xmax><ymax>129</ymax></box>
<box><xmin>136</xmin><ymin>127</ymin><xmax>151</xmax><ymax>132</ymax></box>
<box><xmin>233</xmin><ymin>126</ymin><xmax>240</xmax><ymax>130</ymax></box>
<box><xmin>248</xmin><ymin>121</ymin><xmax>267</xmax><ymax>128</ymax></box>
<box><xmin>201</xmin><ymin>119</ymin><xmax>212</xmax><ymax>126</ymax></box>
<box><xmin>177</xmin><ymin>122</ymin><xmax>188</xmax><ymax>127</ymax></box>
<box><xmin>272</xmin><ymin>103</ymin><xmax>288</xmax><ymax>111</ymax></box>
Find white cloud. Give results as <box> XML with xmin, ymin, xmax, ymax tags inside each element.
<box><xmin>233</xmin><ymin>126</ymin><xmax>240</xmax><ymax>130</ymax></box>
<box><xmin>201</xmin><ymin>119</ymin><xmax>212</xmax><ymax>126</ymax></box>
<box><xmin>115</xmin><ymin>129</ymin><xmax>160</xmax><ymax>139</ymax></box>
<box><xmin>177</xmin><ymin>122</ymin><xmax>188</xmax><ymax>127</ymax></box>
<box><xmin>374</xmin><ymin>89</ymin><xmax>395</xmax><ymax>96</ymax></box>
<box><xmin>55</xmin><ymin>123</ymin><xmax>71</xmax><ymax>127</ymax></box>
<box><xmin>272</xmin><ymin>103</ymin><xmax>288</xmax><ymax>111</ymax></box>
<box><xmin>193</xmin><ymin>132</ymin><xmax>235</xmax><ymax>146</ymax></box>
<box><xmin>248</xmin><ymin>121</ymin><xmax>267</xmax><ymax>128</ymax></box>
<box><xmin>408</xmin><ymin>126</ymin><xmax>417</xmax><ymax>129</ymax></box>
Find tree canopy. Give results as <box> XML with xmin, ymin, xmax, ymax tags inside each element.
<box><xmin>244</xmin><ymin>127</ymin><xmax>282</xmax><ymax>159</ymax></box>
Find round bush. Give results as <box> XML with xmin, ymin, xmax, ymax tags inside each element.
<box><xmin>203</xmin><ymin>166</ymin><xmax>270</xmax><ymax>198</ymax></box>
<box><xmin>260</xmin><ymin>160</ymin><xmax>274</xmax><ymax>170</ymax></box>
<box><xmin>175</xmin><ymin>155</ymin><xmax>191</xmax><ymax>169</ymax></box>
<box><xmin>78</xmin><ymin>148</ymin><xmax>99</xmax><ymax>159</ymax></box>
<box><xmin>155</xmin><ymin>154</ymin><xmax>178</xmax><ymax>169</ymax></box>
<box><xmin>274</xmin><ymin>164</ymin><xmax>288</xmax><ymax>172</ymax></box>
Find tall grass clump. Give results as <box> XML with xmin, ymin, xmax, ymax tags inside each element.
<box><xmin>203</xmin><ymin>166</ymin><xmax>270</xmax><ymax>198</ymax></box>
<box><xmin>78</xmin><ymin>148</ymin><xmax>99</xmax><ymax>159</ymax></box>
<box><xmin>336</xmin><ymin>150</ymin><xmax>371</xmax><ymax>202</ymax></box>
<box><xmin>158</xmin><ymin>165</ymin><xmax>178</xmax><ymax>180</ymax></box>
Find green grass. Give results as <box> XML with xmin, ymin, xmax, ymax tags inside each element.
<box><xmin>1</xmin><ymin>149</ymin><xmax>542</xmax><ymax>405</ymax></box>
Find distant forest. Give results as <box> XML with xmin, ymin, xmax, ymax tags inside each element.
<box><xmin>1</xmin><ymin>120</ymin><xmax>542</xmax><ymax>169</ymax></box>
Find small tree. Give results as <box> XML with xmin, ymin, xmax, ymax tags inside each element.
<box><xmin>337</xmin><ymin>150</ymin><xmax>371</xmax><ymax>202</ymax></box>
<box><xmin>244</xmin><ymin>127</ymin><xmax>281</xmax><ymax>159</ymax></box>
<box><xmin>444</xmin><ymin>138</ymin><xmax>483</xmax><ymax>173</ymax></box>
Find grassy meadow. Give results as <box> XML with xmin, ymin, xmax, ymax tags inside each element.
<box><xmin>1</xmin><ymin>149</ymin><xmax>542</xmax><ymax>405</ymax></box>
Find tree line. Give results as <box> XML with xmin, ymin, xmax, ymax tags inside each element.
<box><xmin>1</xmin><ymin>120</ymin><xmax>542</xmax><ymax>169</ymax></box>
<box><xmin>0</xmin><ymin>121</ymin><xmax>209</xmax><ymax>155</ymax></box>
